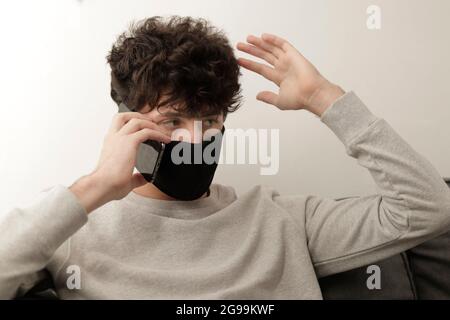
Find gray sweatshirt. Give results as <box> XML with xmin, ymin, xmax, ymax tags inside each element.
<box><xmin>1</xmin><ymin>91</ymin><xmax>450</xmax><ymax>299</ymax></box>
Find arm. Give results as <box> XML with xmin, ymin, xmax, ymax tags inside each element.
<box><xmin>282</xmin><ymin>90</ymin><xmax>450</xmax><ymax>277</ymax></box>
<box><xmin>237</xmin><ymin>33</ymin><xmax>450</xmax><ymax>277</ymax></box>
<box><xmin>0</xmin><ymin>112</ymin><xmax>171</xmax><ymax>298</ymax></box>
<box><xmin>0</xmin><ymin>186</ymin><xmax>87</xmax><ymax>298</ymax></box>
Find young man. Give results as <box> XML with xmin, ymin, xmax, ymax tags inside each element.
<box><xmin>1</xmin><ymin>16</ymin><xmax>450</xmax><ymax>299</ymax></box>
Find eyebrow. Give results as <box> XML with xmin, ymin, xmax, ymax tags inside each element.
<box><xmin>155</xmin><ymin>111</ymin><xmax>184</xmax><ymax>118</ymax></box>
<box><xmin>155</xmin><ymin>111</ymin><xmax>220</xmax><ymax>119</ymax></box>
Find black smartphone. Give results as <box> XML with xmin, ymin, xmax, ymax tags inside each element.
<box><xmin>118</xmin><ymin>102</ymin><xmax>166</xmax><ymax>182</ymax></box>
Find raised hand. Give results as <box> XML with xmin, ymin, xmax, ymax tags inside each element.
<box><xmin>236</xmin><ymin>33</ymin><xmax>344</xmax><ymax>116</ymax></box>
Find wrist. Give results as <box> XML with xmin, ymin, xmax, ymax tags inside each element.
<box><xmin>69</xmin><ymin>172</ymin><xmax>113</xmax><ymax>215</ymax></box>
<box><xmin>305</xmin><ymin>80</ymin><xmax>345</xmax><ymax>117</ymax></box>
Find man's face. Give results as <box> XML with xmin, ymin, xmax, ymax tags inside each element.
<box><xmin>139</xmin><ymin>103</ymin><xmax>224</xmax><ymax>143</ymax></box>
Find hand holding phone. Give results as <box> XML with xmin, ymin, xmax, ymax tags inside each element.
<box><xmin>69</xmin><ymin>106</ymin><xmax>171</xmax><ymax>214</ymax></box>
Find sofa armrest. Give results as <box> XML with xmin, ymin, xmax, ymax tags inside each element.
<box><xmin>319</xmin><ymin>178</ymin><xmax>450</xmax><ymax>300</ymax></box>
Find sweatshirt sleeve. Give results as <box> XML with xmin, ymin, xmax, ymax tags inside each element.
<box><xmin>275</xmin><ymin>91</ymin><xmax>450</xmax><ymax>278</ymax></box>
<box><xmin>0</xmin><ymin>185</ymin><xmax>88</xmax><ymax>298</ymax></box>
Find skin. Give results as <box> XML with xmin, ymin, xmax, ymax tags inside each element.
<box><xmin>69</xmin><ymin>33</ymin><xmax>345</xmax><ymax>214</ymax></box>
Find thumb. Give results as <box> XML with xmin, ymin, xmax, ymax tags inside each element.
<box><xmin>130</xmin><ymin>172</ymin><xmax>148</xmax><ymax>189</ymax></box>
<box><xmin>256</xmin><ymin>91</ymin><xmax>279</xmax><ymax>106</ymax></box>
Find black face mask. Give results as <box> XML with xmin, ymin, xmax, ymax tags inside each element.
<box><xmin>118</xmin><ymin>102</ymin><xmax>224</xmax><ymax>200</ymax></box>
<box><xmin>148</xmin><ymin>127</ymin><xmax>224</xmax><ymax>200</ymax></box>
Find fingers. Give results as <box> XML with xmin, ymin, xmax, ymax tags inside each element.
<box><xmin>256</xmin><ymin>91</ymin><xmax>279</xmax><ymax>106</ymax></box>
<box><xmin>261</xmin><ymin>33</ymin><xmax>293</xmax><ymax>52</ymax></box>
<box><xmin>236</xmin><ymin>42</ymin><xmax>277</xmax><ymax>66</ymax></box>
<box><xmin>109</xmin><ymin>112</ymin><xmax>151</xmax><ymax>134</ymax></box>
<box><xmin>237</xmin><ymin>57</ymin><xmax>281</xmax><ymax>85</ymax></box>
<box><xmin>246</xmin><ymin>35</ymin><xmax>284</xmax><ymax>58</ymax></box>
<box><xmin>118</xmin><ymin>117</ymin><xmax>158</xmax><ymax>135</ymax></box>
<box><xmin>131</xmin><ymin>127</ymin><xmax>172</xmax><ymax>145</ymax></box>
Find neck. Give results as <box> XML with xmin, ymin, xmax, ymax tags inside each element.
<box><xmin>132</xmin><ymin>183</ymin><xmax>208</xmax><ymax>201</ymax></box>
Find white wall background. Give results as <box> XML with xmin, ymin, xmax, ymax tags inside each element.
<box><xmin>0</xmin><ymin>0</ymin><xmax>449</xmax><ymax>213</ymax></box>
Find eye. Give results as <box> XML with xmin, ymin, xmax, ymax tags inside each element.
<box><xmin>203</xmin><ymin>118</ymin><xmax>219</xmax><ymax>127</ymax></box>
<box><xmin>160</xmin><ymin>118</ymin><xmax>181</xmax><ymax>128</ymax></box>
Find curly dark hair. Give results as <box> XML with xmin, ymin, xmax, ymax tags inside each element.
<box><xmin>106</xmin><ymin>15</ymin><xmax>242</xmax><ymax>118</ymax></box>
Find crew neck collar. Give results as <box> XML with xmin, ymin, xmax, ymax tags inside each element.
<box><xmin>122</xmin><ymin>184</ymin><xmax>226</xmax><ymax>220</ymax></box>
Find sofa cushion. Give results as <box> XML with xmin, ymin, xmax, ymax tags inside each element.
<box><xmin>405</xmin><ymin>178</ymin><xmax>450</xmax><ymax>299</ymax></box>
<box><xmin>406</xmin><ymin>231</ymin><xmax>450</xmax><ymax>299</ymax></box>
<box><xmin>318</xmin><ymin>252</ymin><xmax>417</xmax><ymax>299</ymax></box>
